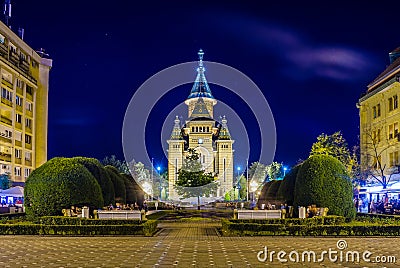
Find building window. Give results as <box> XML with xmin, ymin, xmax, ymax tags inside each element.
<box><xmin>175</xmin><ymin>158</ymin><xmax>178</xmax><ymax>183</ymax></box>
<box><xmin>377</xmin><ymin>104</ymin><xmax>381</xmax><ymax>117</ymax></box>
<box><xmin>389</xmin><ymin>152</ymin><xmax>399</xmax><ymax>167</ymax></box>
<box><xmin>25</xmin><ymin>151</ymin><xmax>31</xmax><ymax>161</ymax></box>
<box><xmin>15</xmin><ymin>131</ymin><xmax>21</xmax><ymax>141</ymax></box>
<box><xmin>223</xmin><ymin>158</ymin><xmax>226</xmax><ymax>182</ymax></box>
<box><xmin>26</xmin><ymin>85</ymin><xmax>33</xmax><ymax>95</ymax></box>
<box><xmin>16</xmin><ymin>79</ymin><xmax>23</xmax><ymax>88</ymax></box>
<box><xmin>0</xmin><ymin>33</ymin><xmax>4</xmax><ymax>44</ymax></box>
<box><xmin>15</xmin><ymin>149</ymin><xmax>21</xmax><ymax>159</ymax></box>
<box><xmin>192</xmin><ymin>127</ymin><xmax>194</xmax><ymax>132</ymax></box>
<box><xmin>25</xmin><ymin>101</ymin><xmax>33</xmax><ymax>111</ymax></box>
<box><xmin>15</xmin><ymin>114</ymin><xmax>22</xmax><ymax>123</ymax></box>
<box><xmin>25</xmin><ymin>118</ymin><xmax>32</xmax><ymax>129</ymax></box>
<box><xmin>389</xmin><ymin>123</ymin><xmax>399</xmax><ymax>139</ymax></box>
<box><xmin>395</xmin><ymin>95</ymin><xmax>399</xmax><ymax>110</ymax></box>
<box><xmin>198</xmin><ymin>138</ymin><xmax>203</xmax><ymax>144</ymax></box>
<box><xmin>373</xmin><ymin>106</ymin><xmax>377</xmax><ymax>118</ymax></box>
<box><xmin>24</xmin><ymin>168</ymin><xmax>31</xmax><ymax>178</ymax></box>
<box><xmin>25</xmin><ymin>134</ymin><xmax>32</xmax><ymax>144</ymax></box>
<box><xmin>14</xmin><ymin>167</ymin><xmax>21</xmax><ymax>176</ymax></box>
<box><xmin>389</xmin><ymin>98</ymin><xmax>394</xmax><ymax>112</ymax></box>
<box><xmin>16</xmin><ymin>95</ymin><xmax>22</xmax><ymax>106</ymax></box>
<box><xmin>9</xmin><ymin>42</ymin><xmax>16</xmax><ymax>53</ymax></box>
<box><xmin>1</xmin><ymin>88</ymin><xmax>12</xmax><ymax>101</ymax></box>
<box><xmin>377</xmin><ymin>129</ymin><xmax>381</xmax><ymax>143</ymax></box>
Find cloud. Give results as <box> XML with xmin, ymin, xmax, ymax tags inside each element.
<box><xmin>214</xmin><ymin>14</ymin><xmax>375</xmax><ymax>82</ymax></box>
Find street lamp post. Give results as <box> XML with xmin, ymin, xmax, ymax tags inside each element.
<box><xmin>283</xmin><ymin>166</ymin><xmax>287</xmax><ymax>177</ymax></box>
<box><xmin>157</xmin><ymin>166</ymin><xmax>161</xmax><ymax>201</ymax></box>
<box><xmin>236</xmin><ymin>167</ymin><xmax>241</xmax><ymax>201</ymax></box>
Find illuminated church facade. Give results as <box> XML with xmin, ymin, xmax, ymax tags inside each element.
<box><xmin>167</xmin><ymin>50</ymin><xmax>234</xmax><ymax>200</ymax></box>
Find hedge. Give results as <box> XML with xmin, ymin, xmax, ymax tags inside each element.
<box><xmin>221</xmin><ymin>219</ymin><xmax>400</xmax><ymax>236</ymax></box>
<box><xmin>277</xmin><ymin>164</ymin><xmax>301</xmax><ymax>205</ymax></box>
<box><xmin>230</xmin><ymin>215</ymin><xmax>345</xmax><ymax>226</ymax></box>
<box><xmin>38</xmin><ymin>216</ymin><xmax>143</xmax><ymax>226</ymax></box>
<box><xmin>104</xmin><ymin>166</ymin><xmax>126</xmax><ymax>204</ymax></box>
<box><xmin>72</xmin><ymin>157</ymin><xmax>115</xmax><ymax>206</ymax></box>
<box><xmin>0</xmin><ymin>220</ymin><xmax>158</xmax><ymax>236</ymax></box>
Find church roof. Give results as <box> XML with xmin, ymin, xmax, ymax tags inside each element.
<box><xmin>187</xmin><ymin>49</ymin><xmax>215</xmax><ymax>100</ymax></box>
<box><xmin>190</xmin><ymin>98</ymin><xmax>211</xmax><ymax>119</ymax></box>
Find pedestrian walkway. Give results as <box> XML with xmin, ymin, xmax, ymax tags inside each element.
<box><xmin>0</xmin><ymin>218</ymin><xmax>399</xmax><ymax>267</ymax></box>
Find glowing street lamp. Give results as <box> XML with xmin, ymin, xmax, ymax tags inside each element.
<box><xmin>283</xmin><ymin>166</ymin><xmax>288</xmax><ymax>177</ymax></box>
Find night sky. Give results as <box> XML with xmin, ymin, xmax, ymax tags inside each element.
<box><xmin>8</xmin><ymin>1</ymin><xmax>400</xmax><ymax>169</ymax></box>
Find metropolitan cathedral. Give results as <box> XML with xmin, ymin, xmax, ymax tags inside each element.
<box><xmin>168</xmin><ymin>50</ymin><xmax>234</xmax><ymax>200</ymax></box>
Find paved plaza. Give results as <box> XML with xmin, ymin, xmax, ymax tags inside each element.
<box><xmin>0</xmin><ymin>219</ymin><xmax>399</xmax><ymax>267</ymax></box>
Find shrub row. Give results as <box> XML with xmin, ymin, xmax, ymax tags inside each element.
<box><xmin>38</xmin><ymin>216</ymin><xmax>143</xmax><ymax>226</ymax></box>
<box><xmin>231</xmin><ymin>216</ymin><xmax>345</xmax><ymax>226</ymax></box>
<box><xmin>0</xmin><ymin>220</ymin><xmax>158</xmax><ymax>236</ymax></box>
<box><xmin>221</xmin><ymin>219</ymin><xmax>400</xmax><ymax>236</ymax></box>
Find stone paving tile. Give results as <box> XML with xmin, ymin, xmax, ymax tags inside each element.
<box><xmin>0</xmin><ymin>221</ymin><xmax>400</xmax><ymax>267</ymax></box>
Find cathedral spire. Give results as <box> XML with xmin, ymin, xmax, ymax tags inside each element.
<box><xmin>219</xmin><ymin>116</ymin><xmax>232</xmax><ymax>140</ymax></box>
<box><xmin>187</xmin><ymin>49</ymin><xmax>214</xmax><ymax>100</ymax></box>
<box><xmin>170</xmin><ymin>116</ymin><xmax>183</xmax><ymax>140</ymax></box>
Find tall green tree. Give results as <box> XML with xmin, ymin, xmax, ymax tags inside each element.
<box><xmin>101</xmin><ymin>155</ymin><xmax>130</xmax><ymax>174</ymax></box>
<box><xmin>175</xmin><ymin>149</ymin><xmax>217</xmax><ymax>209</ymax></box>
<box><xmin>248</xmin><ymin>162</ymin><xmax>267</xmax><ymax>184</ymax></box>
<box><xmin>310</xmin><ymin>131</ymin><xmax>357</xmax><ymax>177</ymax></box>
<box><xmin>266</xmin><ymin>162</ymin><xmax>283</xmax><ymax>180</ymax></box>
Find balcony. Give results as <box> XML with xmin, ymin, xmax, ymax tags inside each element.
<box><xmin>15</xmin><ymin>122</ymin><xmax>22</xmax><ymax>130</ymax></box>
<box><xmin>1</xmin><ymin>97</ymin><xmax>12</xmax><ymax>107</ymax></box>
<box><xmin>0</xmin><ymin>154</ymin><xmax>11</xmax><ymax>162</ymax></box>
<box><xmin>0</xmin><ymin>116</ymin><xmax>12</xmax><ymax>125</ymax></box>
<box><xmin>0</xmin><ymin>135</ymin><xmax>11</xmax><ymax>144</ymax></box>
<box><xmin>19</xmin><ymin>59</ymin><xmax>29</xmax><ymax>74</ymax></box>
<box><xmin>26</xmin><ymin>93</ymin><xmax>33</xmax><ymax>101</ymax></box>
<box><xmin>9</xmin><ymin>51</ymin><xmax>19</xmax><ymax>65</ymax></box>
<box><xmin>25</xmin><ymin>159</ymin><xmax>32</xmax><ymax>166</ymax></box>
<box><xmin>25</xmin><ymin>126</ymin><xmax>32</xmax><ymax>134</ymax></box>
<box><xmin>16</xmin><ymin>87</ymin><xmax>23</xmax><ymax>95</ymax></box>
<box><xmin>26</xmin><ymin>109</ymin><xmax>33</xmax><ymax>117</ymax></box>
<box><xmin>0</xmin><ymin>43</ymin><xmax>7</xmax><ymax>57</ymax></box>
<box><xmin>16</xmin><ymin>105</ymin><xmax>22</xmax><ymax>112</ymax></box>
<box><xmin>25</xmin><ymin>143</ymin><xmax>32</xmax><ymax>150</ymax></box>
<box><xmin>1</xmin><ymin>78</ymin><xmax>12</xmax><ymax>89</ymax></box>
<box><xmin>15</xmin><ymin>158</ymin><xmax>21</xmax><ymax>165</ymax></box>
<box><xmin>15</xmin><ymin>140</ymin><xmax>22</xmax><ymax>147</ymax></box>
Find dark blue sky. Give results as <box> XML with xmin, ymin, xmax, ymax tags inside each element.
<box><xmin>9</xmin><ymin>0</ymin><xmax>400</xmax><ymax>168</ymax></box>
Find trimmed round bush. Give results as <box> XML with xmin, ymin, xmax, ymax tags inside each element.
<box><xmin>266</xmin><ymin>180</ymin><xmax>281</xmax><ymax>200</ymax></box>
<box><xmin>277</xmin><ymin>165</ymin><xmax>301</xmax><ymax>205</ymax></box>
<box><xmin>120</xmin><ymin>173</ymin><xmax>145</xmax><ymax>205</ymax></box>
<box><xmin>24</xmin><ymin>158</ymin><xmax>103</xmax><ymax>218</ymax></box>
<box><xmin>104</xmin><ymin>165</ymin><xmax>126</xmax><ymax>204</ymax></box>
<box><xmin>72</xmin><ymin>157</ymin><xmax>115</xmax><ymax>206</ymax></box>
<box><xmin>293</xmin><ymin>155</ymin><xmax>355</xmax><ymax>219</ymax></box>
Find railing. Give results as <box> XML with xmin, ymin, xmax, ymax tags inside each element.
<box><xmin>25</xmin><ymin>159</ymin><xmax>32</xmax><ymax>166</ymax></box>
<box><xmin>0</xmin><ymin>135</ymin><xmax>11</xmax><ymax>143</ymax></box>
<box><xmin>0</xmin><ymin>43</ymin><xmax>7</xmax><ymax>56</ymax></box>
<box><xmin>25</xmin><ymin>127</ymin><xmax>32</xmax><ymax>134</ymax></box>
<box><xmin>16</xmin><ymin>105</ymin><xmax>22</xmax><ymax>113</ymax></box>
<box><xmin>0</xmin><ymin>48</ymin><xmax>37</xmax><ymax>86</ymax></box>
<box><xmin>1</xmin><ymin>97</ymin><xmax>12</xmax><ymax>107</ymax></box>
<box><xmin>1</xmin><ymin>78</ymin><xmax>13</xmax><ymax>88</ymax></box>
<box><xmin>15</xmin><ymin>140</ymin><xmax>21</xmax><ymax>147</ymax></box>
<box><xmin>25</xmin><ymin>110</ymin><xmax>33</xmax><ymax>117</ymax></box>
<box><xmin>0</xmin><ymin>154</ymin><xmax>11</xmax><ymax>162</ymax></box>
<box><xmin>15</xmin><ymin>158</ymin><xmax>21</xmax><ymax>165</ymax></box>
<box><xmin>25</xmin><ymin>143</ymin><xmax>32</xmax><ymax>150</ymax></box>
<box><xmin>26</xmin><ymin>93</ymin><xmax>33</xmax><ymax>101</ymax></box>
<box><xmin>0</xmin><ymin>116</ymin><xmax>12</xmax><ymax>125</ymax></box>
<box><xmin>15</xmin><ymin>122</ymin><xmax>22</xmax><ymax>130</ymax></box>
<box><xmin>16</xmin><ymin>87</ymin><xmax>23</xmax><ymax>95</ymax></box>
